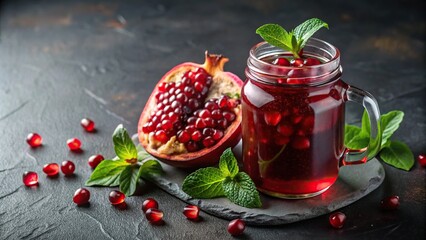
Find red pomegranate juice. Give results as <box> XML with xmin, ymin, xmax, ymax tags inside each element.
<box><xmin>242</xmin><ymin>54</ymin><xmax>346</xmax><ymax>198</ymax></box>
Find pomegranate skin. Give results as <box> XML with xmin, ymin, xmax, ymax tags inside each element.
<box><xmin>138</xmin><ymin>52</ymin><xmax>243</xmax><ymax>168</ymax></box>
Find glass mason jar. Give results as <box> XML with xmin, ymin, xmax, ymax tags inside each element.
<box><xmin>242</xmin><ymin>38</ymin><xmax>381</xmax><ymax>199</ymax></box>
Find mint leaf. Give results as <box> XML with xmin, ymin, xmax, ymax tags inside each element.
<box><xmin>256</xmin><ymin>24</ymin><xmax>294</xmax><ymax>53</ymax></box>
<box><xmin>138</xmin><ymin>160</ymin><xmax>163</xmax><ymax>180</ymax></box>
<box><xmin>361</xmin><ymin>110</ymin><xmax>371</xmax><ymax>136</ymax></box>
<box><xmin>344</xmin><ymin>125</ymin><xmax>369</xmax><ymax>150</ymax></box>
<box><xmin>137</xmin><ymin>149</ymin><xmax>150</xmax><ymax>162</ymax></box>
<box><xmin>380</xmin><ymin>111</ymin><xmax>404</xmax><ymax>147</ymax></box>
<box><xmin>380</xmin><ymin>141</ymin><xmax>414</xmax><ymax>171</ymax></box>
<box><xmin>113</xmin><ymin>124</ymin><xmax>138</xmax><ymax>161</ymax></box>
<box><xmin>182</xmin><ymin>167</ymin><xmax>226</xmax><ymax>198</ymax></box>
<box><xmin>293</xmin><ymin>18</ymin><xmax>328</xmax><ymax>49</ymax></box>
<box><xmin>119</xmin><ymin>165</ymin><xmax>140</xmax><ymax>196</ymax></box>
<box><xmin>256</xmin><ymin>19</ymin><xmax>328</xmax><ymax>58</ymax></box>
<box><xmin>223</xmin><ymin>172</ymin><xmax>262</xmax><ymax>208</ymax></box>
<box><xmin>219</xmin><ymin>148</ymin><xmax>239</xmax><ymax>177</ymax></box>
<box><xmin>85</xmin><ymin>160</ymin><xmax>129</xmax><ymax>186</ymax></box>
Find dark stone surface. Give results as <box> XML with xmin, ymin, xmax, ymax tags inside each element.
<box><xmin>0</xmin><ymin>0</ymin><xmax>424</xmax><ymax>239</ymax></box>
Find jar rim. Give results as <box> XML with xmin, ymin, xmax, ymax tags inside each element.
<box><xmin>246</xmin><ymin>38</ymin><xmax>341</xmax><ymax>86</ymax></box>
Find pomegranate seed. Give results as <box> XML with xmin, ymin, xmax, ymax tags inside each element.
<box><xmin>380</xmin><ymin>195</ymin><xmax>400</xmax><ymax>210</ymax></box>
<box><xmin>217</xmin><ymin>119</ymin><xmax>228</xmax><ymax>129</ymax></box>
<box><xmin>227</xmin><ymin>99</ymin><xmax>239</xmax><ymax>108</ymax></box>
<box><xmin>145</xmin><ymin>208</ymin><xmax>164</xmax><ymax>224</ymax></box>
<box><xmin>304</xmin><ymin>58</ymin><xmax>321</xmax><ymax>66</ymax></box>
<box><xmin>81</xmin><ymin>118</ymin><xmax>95</xmax><ymax>132</ymax></box>
<box><xmin>291</xmin><ymin>137</ymin><xmax>310</xmax><ymax>150</ymax></box>
<box><xmin>188</xmin><ymin>98</ymin><xmax>200</xmax><ymax>110</ymax></box>
<box><xmin>217</xmin><ymin>97</ymin><xmax>228</xmax><ymax>109</ymax></box>
<box><xmin>61</xmin><ymin>160</ymin><xmax>75</xmax><ymax>175</ymax></box>
<box><xmin>227</xmin><ymin>219</ymin><xmax>245</xmax><ymax>236</ymax></box>
<box><xmin>277</xmin><ymin>124</ymin><xmax>294</xmax><ymax>136</ymax></box>
<box><xmin>223</xmin><ymin>111</ymin><xmax>236</xmax><ymax>122</ymax></box>
<box><xmin>26</xmin><ymin>133</ymin><xmax>42</xmax><ymax>148</ymax></box>
<box><xmin>171</xmin><ymin>100</ymin><xmax>181</xmax><ymax>109</ymax></box>
<box><xmin>184</xmin><ymin>87</ymin><xmax>195</xmax><ymax>98</ymax></box>
<box><xmin>195</xmin><ymin>118</ymin><xmax>207</xmax><ymax>129</ymax></box>
<box><xmin>194</xmin><ymin>72</ymin><xmax>208</xmax><ymax>83</ymax></box>
<box><xmin>163</xmin><ymin>105</ymin><xmax>172</xmax><ymax>114</ymax></box>
<box><xmin>168</xmin><ymin>112</ymin><xmax>179</xmax><ymax>123</ymax></box>
<box><xmin>191</xmin><ymin>130</ymin><xmax>203</xmax><ymax>142</ymax></box>
<box><xmin>161</xmin><ymin>120</ymin><xmax>173</xmax><ymax>130</ymax></box>
<box><xmin>264</xmin><ymin>111</ymin><xmax>281</xmax><ymax>126</ymax></box>
<box><xmin>186</xmin><ymin>141</ymin><xmax>198</xmax><ymax>152</ymax></box>
<box><xmin>212</xmin><ymin>129</ymin><xmax>224</xmax><ymax>141</ymax></box>
<box><xmin>202</xmin><ymin>128</ymin><xmax>214</xmax><ymax>137</ymax></box>
<box><xmin>272</xmin><ymin>57</ymin><xmax>290</xmax><ymax>66</ymax></box>
<box><xmin>211</xmin><ymin>109</ymin><xmax>222</xmax><ymax>119</ymax></box>
<box><xmin>109</xmin><ymin>190</ymin><xmax>125</xmax><ymax>205</ymax></box>
<box><xmin>202</xmin><ymin>136</ymin><xmax>216</xmax><ymax>147</ymax></box>
<box><xmin>177</xmin><ymin>130</ymin><xmax>190</xmax><ymax>143</ymax></box>
<box><xmin>67</xmin><ymin>138</ymin><xmax>81</xmax><ymax>151</ymax></box>
<box><xmin>73</xmin><ymin>188</ymin><xmax>90</xmax><ymax>205</ymax></box>
<box><xmin>187</xmin><ymin>117</ymin><xmax>197</xmax><ymax>125</ymax></box>
<box><xmin>194</xmin><ymin>82</ymin><xmax>205</xmax><ymax>92</ymax></box>
<box><xmin>158</xmin><ymin>82</ymin><xmax>167</xmax><ymax>92</ymax></box>
<box><xmin>198</xmin><ymin>109</ymin><xmax>211</xmax><ymax>118</ymax></box>
<box><xmin>23</xmin><ymin>171</ymin><xmax>38</xmax><ymax>186</ymax></box>
<box><xmin>42</xmin><ymin>163</ymin><xmax>59</xmax><ymax>177</ymax></box>
<box><xmin>154</xmin><ymin>130</ymin><xmax>169</xmax><ymax>143</ymax></box>
<box><xmin>176</xmin><ymin>93</ymin><xmax>188</xmax><ymax>103</ymax></box>
<box><xmin>142</xmin><ymin>198</ymin><xmax>159</xmax><ymax>213</ymax></box>
<box><xmin>418</xmin><ymin>154</ymin><xmax>426</xmax><ymax>167</ymax></box>
<box><xmin>205</xmin><ymin>101</ymin><xmax>218</xmax><ymax>111</ymax></box>
<box><xmin>142</xmin><ymin>122</ymin><xmax>155</xmax><ymax>133</ymax></box>
<box><xmin>292</xmin><ymin>115</ymin><xmax>303</xmax><ymax>124</ymax></box>
<box><xmin>300</xmin><ymin>116</ymin><xmax>314</xmax><ymax>133</ymax></box>
<box><xmin>290</xmin><ymin>58</ymin><xmax>304</xmax><ymax>67</ymax></box>
<box><xmin>329</xmin><ymin>212</ymin><xmax>346</xmax><ymax>229</ymax></box>
<box><xmin>204</xmin><ymin>117</ymin><xmax>215</xmax><ymax>127</ymax></box>
<box><xmin>88</xmin><ymin>154</ymin><xmax>104</xmax><ymax>168</ymax></box>
<box><xmin>185</xmin><ymin>125</ymin><xmax>196</xmax><ymax>134</ymax></box>
<box><xmin>183</xmin><ymin>205</ymin><xmax>200</xmax><ymax>220</ymax></box>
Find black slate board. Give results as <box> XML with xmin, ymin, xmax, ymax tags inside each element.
<box><xmin>134</xmin><ymin>136</ymin><xmax>385</xmax><ymax>226</ymax></box>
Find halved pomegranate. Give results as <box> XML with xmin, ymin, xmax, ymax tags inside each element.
<box><xmin>138</xmin><ymin>51</ymin><xmax>243</xmax><ymax>168</ymax></box>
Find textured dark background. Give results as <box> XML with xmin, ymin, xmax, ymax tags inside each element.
<box><xmin>0</xmin><ymin>0</ymin><xmax>424</xmax><ymax>239</ymax></box>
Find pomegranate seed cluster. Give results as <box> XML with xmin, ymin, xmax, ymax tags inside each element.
<box><xmin>141</xmin><ymin>67</ymin><xmax>239</xmax><ymax>152</ymax></box>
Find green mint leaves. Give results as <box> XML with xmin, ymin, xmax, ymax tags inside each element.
<box><xmin>86</xmin><ymin>124</ymin><xmax>163</xmax><ymax>196</ymax></box>
<box><xmin>182</xmin><ymin>148</ymin><xmax>262</xmax><ymax>208</ymax></box>
<box><xmin>256</xmin><ymin>18</ymin><xmax>328</xmax><ymax>58</ymax></box>
<box><xmin>344</xmin><ymin>110</ymin><xmax>414</xmax><ymax>171</ymax></box>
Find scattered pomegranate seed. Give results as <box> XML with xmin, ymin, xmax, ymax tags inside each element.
<box><xmin>23</xmin><ymin>171</ymin><xmax>38</xmax><ymax>186</ymax></box>
<box><xmin>329</xmin><ymin>212</ymin><xmax>346</xmax><ymax>229</ymax></box>
<box><xmin>42</xmin><ymin>163</ymin><xmax>59</xmax><ymax>177</ymax></box>
<box><xmin>183</xmin><ymin>205</ymin><xmax>200</xmax><ymax>220</ymax></box>
<box><xmin>264</xmin><ymin>112</ymin><xmax>282</xmax><ymax>126</ymax></box>
<box><xmin>26</xmin><ymin>133</ymin><xmax>42</xmax><ymax>148</ymax></box>
<box><xmin>142</xmin><ymin>198</ymin><xmax>159</xmax><ymax>213</ymax></box>
<box><xmin>67</xmin><ymin>138</ymin><xmax>81</xmax><ymax>151</ymax></box>
<box><xmin>88</xmin><ymin>154</ymin><xmax>104</xmax><ymax>168</ymax></box>
<box><xmin>61</xmin><ymin>160</ymin><xmax>75</xmax><ymax>175</ymax></box>
<box><xmin>380</xmin><ymin>195</ymin><xmax>400</xmax><ymax>210</ymax></box>
<box><xmin>81</xmin><ymin>118</ymin><xmax>95</xmax><ymax>132</ymax></box>
<box><xmin>290</xmin><ymin>58</ymin><xmax>304</xmax><ymax>67</ymax></box>
<box><xmin>145</xmin><ymin>208</ymin><xmax>164</xmax><ymax>224</ymax></box>
<box><xmin>109</xmin><ymin>190</ymin><xmax>125</xmax><ymax>205</ymax></box>
<box><xmin>73</xmin><ymin>188</ymin><xmax>90</xmax><ymax>205</ymax></box>
<box><xmin>272</xmin><ymin>57</ymin><xmax>290</xmax><ymax>66</ymax></box>
<box><xmin>227</xmin><ymin>219</ymin><xmax>245</xmax><ymax>236</ymax></box>
<box><xmin>418</xmin><ymin>154</ymin><xmax>426</xmax><ymax>167</ymax></box>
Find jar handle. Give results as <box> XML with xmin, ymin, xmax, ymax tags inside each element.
<box><xmin>340</xmin><ymin>85</ymin><xmax>381</xmax><ymax>166</ymax></box>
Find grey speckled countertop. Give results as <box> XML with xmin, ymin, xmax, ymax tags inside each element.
<box><xmin>0</xmin><ymin>0</ymin><xmax>424</xmax><ymax>239</ymax></box>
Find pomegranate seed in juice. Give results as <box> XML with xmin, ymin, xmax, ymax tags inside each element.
<box><xmin>145</xmin><ymin>208</ymin><xmax>164</xmax><ymax>224</ymax></box>
<box><xmin>81</xmin><ymin>118</ymin><xmax>95</xmax><ymax>132</ymax></box>
<box><xmin>43</xmin><ymin>163</ymin><xmax>59</xmax><ymax>176</ymax></box>
<box><xmin>27</xmin><ymin>133</ymin><xmax>42</xmax><ymax>147</ymax></box>
<box><xmin>142</xmin><ymin>198</ymin><xmax>159</xmax><ymax>213</ymax></box>
<box><xmin>183</xmin><ymin>205</ymin><xmax>200</xmax><ymax>220</ymax></box>
<box><xmin>272</xmin><ymin>57</ymin><xmax>290</xmax><ymax>66</ymax></box>
<box><xmin>380</xmin><ymin>195</ymin><xmax>400</xmax><ymax>210</ymax></box>
<box><xmin>329</xmin><ymin>212</ymin><xmax>346</xmax><ymax>229</ymax></box>
<box><xmin>23</xmin><ymin>171</ymin><xmax>38</xmax><ymax>186</ymax></box>
<box><xmin>61</xmin><ymin>160</ymin><xmax>75</xmax><ymax>175</ymax></box>
<box><xmin>88</xmin><ymin>154</ymin><xmax>104</xmax><ymax>168</ymax></box>
<box><xmin>227</xmin><ymin>219</ymin><xmax>245</xmax><ymax>236</ymax></box>
<box><xmin>67</xmin><ymin>138</ymin><xmax>81</xmax><ymax>151</ymax></box>
<box><xmin>109</xmin><ymin>190</ymin><xmax>125</xmax><ymax>205</ymax></box>
<box><xmin>264</xmin><ymin>111</ymin><xmax>281</xmax><ymax>126</ymax></box>
<box><xmin>73</xmin><ymin>188</ymin><xmax>90</xmax><ymax>205</ymax></box>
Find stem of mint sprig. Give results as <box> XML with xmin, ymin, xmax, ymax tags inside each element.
<box><xmin>256</xmin><ymin>18</ymin><xmax>329</xmax><ymax>58</ymax></box>
<box><xmin>85</xmin><ymin>124</ymin><xmax>163</xmax><ymax>196</ymax></box>
<box><xmin>345</xmin><ymin>110</ymin><xmax>414</xmax><ymax>171</ymax></box>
